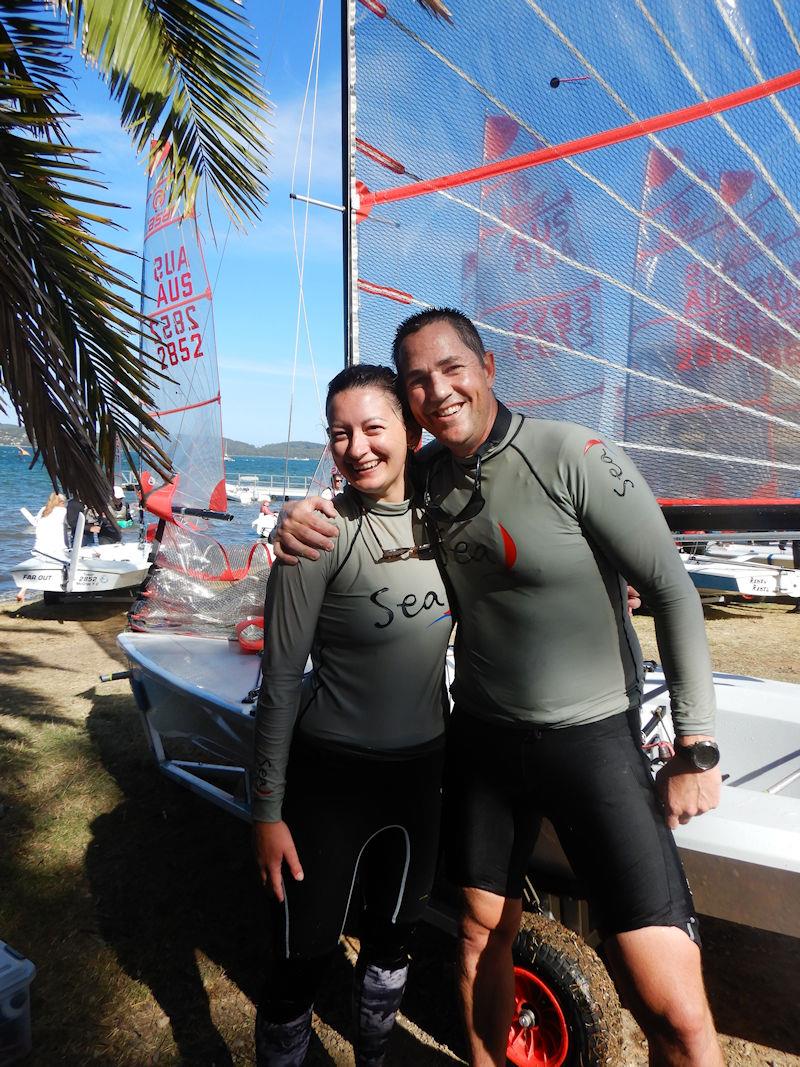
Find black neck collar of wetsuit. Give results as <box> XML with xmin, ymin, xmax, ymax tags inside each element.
<box><xmin>455</xmin><ymin>401</ymin><xmax>513</xmax><ymax>469</ymax></box>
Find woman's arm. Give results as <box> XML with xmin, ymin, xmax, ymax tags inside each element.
<box><xmin>252</xmin><ymin>542</ymin><xmax>336</xmax><ymax>895</ymax></box>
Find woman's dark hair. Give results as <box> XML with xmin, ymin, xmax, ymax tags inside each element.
<box><xmin>392</xmin><ymin>307</ymin><xmax>486</xmax><ymax>376</ymax></box>
<box><xmin>326</xmin><ymin>364</ymin><xmax>405</xmax><ymax>420</ymax></box>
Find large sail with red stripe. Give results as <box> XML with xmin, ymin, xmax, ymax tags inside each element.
<box><xmin>347</xmin><ymin>0</ymin><xmax>800</xmax><ymax>525</ymax></box>
<box><xmin>139</xmin><ymin>143</ymin><xmax>227</xmax><ymax>521</ymax></box>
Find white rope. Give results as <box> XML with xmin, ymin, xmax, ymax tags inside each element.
<box><xmin>617</xmin><ymin>441</ymin><xmax>800</xmax><ymax>474</ymax></box>
<box><xmin>715</xmin><ymin>0</ymin><xmax>800</xmax><ymax>146</ymax></box>
<box><xmin>772</xmin><ymin>0</ymin><xmax>800</xmax><ymax>55</ymax></box>
<box><xmin>379</xmin><ymin>6</ymin><xmax>800</xmax><ymax>379</ymax></box>
<box><xmin>286</xmin><ymin>0</ymin><xmax>326</xmax><ymax>490</ymax></box>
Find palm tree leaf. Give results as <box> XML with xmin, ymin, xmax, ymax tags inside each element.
<box><xmin>57</xmin><ymin>0</ymin><xmax>271</xmax><ymax>226</ymax></box>
<box><xmin>1</xmin><ymin>8</ymin><xmax>172</xmax><ymax>512</ymax></box>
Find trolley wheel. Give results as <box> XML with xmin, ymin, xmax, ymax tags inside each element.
<box><xmin>507</xmin><ymin>913</ymin><xmax>622</xmax><ymax>1067</ymax></box>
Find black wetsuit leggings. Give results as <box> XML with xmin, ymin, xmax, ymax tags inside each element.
<box><xmin>259</xmin><ymin>737</ymin><xmax>444</xmax><ymax>1023</ymax></box>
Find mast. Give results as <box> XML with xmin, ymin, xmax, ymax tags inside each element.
<box><xmin>342</xmin><ymin>0</ymin><xmax>359</xmax><ymax>366</ymax></box>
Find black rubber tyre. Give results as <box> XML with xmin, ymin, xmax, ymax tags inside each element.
<box><xmin>507</xmin><ymin>912</ymin><xmax>622</xmax><ymax>1067</ymax></box>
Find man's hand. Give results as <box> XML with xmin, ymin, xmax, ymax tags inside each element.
<box><xmin>252</xmin><ymin>820</ymin><xmax>304</xmax><ymax>901</ymax></box>
<box><xmin>272</xmin><ymin>496</ymin><xmax>339</xmax><ymax>565</ymax></box>
<box><xmin>655</xmin><ymin>737</ymin><xmax>721</xmax><ymax>829</ymax></box>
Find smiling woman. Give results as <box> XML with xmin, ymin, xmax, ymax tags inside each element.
<box><xmin>251</xmin><ymin>365</ymin><xmax>452</xmax><ymax>1065</ymax></box>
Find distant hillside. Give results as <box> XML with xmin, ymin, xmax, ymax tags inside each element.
<box><xmin>224</xmin><ymin>438</ymin><xmax>324</xmax><ymax>461</ymax></box>
<box><xmin>0</xmin><ymin>422</ymin><xmax>30</xmax><ymax>448</ymax></box>
<box><xmin>0</xmin><ymin>422</ymin><xmax>323</xmax><ymax>461</ymax></box>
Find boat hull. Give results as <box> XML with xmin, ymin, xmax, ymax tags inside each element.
<box><xmin>12</xmin><ymin>544</ymin><xmax>152</xmax><ymax>594</ymax></box>
<box><xmin>117</xmin><ymin>633</ymin><xmax>800</xmax><ymax>939</ymax></box>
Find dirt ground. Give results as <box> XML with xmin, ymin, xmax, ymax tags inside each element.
<box><xmin>0</xmin><ymin>595</ymin><xmax>798</xmax><ymax>1066</ymax></box>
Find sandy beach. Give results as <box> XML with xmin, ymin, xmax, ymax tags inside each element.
<box><xmin>0</xmin><ymin>595</ymin><xmax>798</xmax><ymax>1065</ymax></box>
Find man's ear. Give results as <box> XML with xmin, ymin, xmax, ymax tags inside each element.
<box><xmin>483</xmin><ymin>350</ymin><xmax>497</xmax><ymax>387</ymax></box>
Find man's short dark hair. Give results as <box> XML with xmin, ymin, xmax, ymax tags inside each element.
<box><xmin>392</xmin><ymin>308</ymin><xmax>487</xmax><ymax>376</ymax></box>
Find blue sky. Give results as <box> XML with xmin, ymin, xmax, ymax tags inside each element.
<box><xmin>43</xmin><ymin>2</ymin><xmax>345</xmax><ymax>447</ymax></box>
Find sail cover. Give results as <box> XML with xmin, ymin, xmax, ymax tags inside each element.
<box><xmin>139</xmin><ymin>143</ymin><xmax>227</xmax><ymax>520</ymax></box>
<box><xmin>347</xmin><ymin>0</ymin><xmax>800</xmax><ymax>520</ymax></box>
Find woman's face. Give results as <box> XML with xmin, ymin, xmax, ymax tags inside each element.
<box><xmin>327</xmin><ymin>386</ymin><xmax>411</xmax><ymax>503</ymax></box>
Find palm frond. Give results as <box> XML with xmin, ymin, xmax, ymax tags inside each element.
<box><xmin>1</xmin><ymin>8</ymin><xmax>171</xmax><ymax>512</ymax></box>
<box><xmin>57</xmin><ymin>0</ymin><xmax>271</xmax><ymax>227</ymax></box>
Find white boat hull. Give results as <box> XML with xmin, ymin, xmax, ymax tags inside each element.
<box><xmin>13</xmin><ymin>543</ymin><xmax>152</xmax><ymax>595</ymax></box>
<box><xmin>117</xmin><ymin>632</ymin><xmax>800</xmax><ymax>939</ymax></box>
<box><xmin>680</xmin><ymin>552</ymin><xmax>800</xmax><ymax>599</ymax></box>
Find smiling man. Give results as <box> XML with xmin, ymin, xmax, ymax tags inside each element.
<box><xmin>274</xmin><ymin>308</ymin><xmax>723</xmax><ymax>1067</ymax></box>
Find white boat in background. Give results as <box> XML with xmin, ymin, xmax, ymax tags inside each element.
<box><xmin>224</xmin><ymin>472</ymin><xmax>314</xmax><ymax>504</ymax></box>
<box><xmin>680</xmin><ymin>550</ymin><xmax>800</xmax><ymax>601</ymax></box>
<box><xmin>700</xmin><ymin>540</ymin><xmax>796</xmax><ymax>570</ymax></box>
<box><xmin>12</xmin><ymin>510</ymin><xmax>151</xmax><ymax>597</ymax></box>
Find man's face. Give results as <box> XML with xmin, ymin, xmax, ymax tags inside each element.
<box><xmin>400</xmin><ymin>322</ymin><xmax>497</xmax><ymax>458</ymax></box>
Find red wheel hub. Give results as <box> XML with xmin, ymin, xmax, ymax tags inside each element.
<box><xmin>506</xmin><ymin>966</ymin><xmax>569</xmax><ymax>1067</ymax></box>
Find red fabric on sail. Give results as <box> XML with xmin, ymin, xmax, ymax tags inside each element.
<box><xmin>139</xmin><ymin>144</ymin><xmax>228</xmax><ymax>520</ymax></box>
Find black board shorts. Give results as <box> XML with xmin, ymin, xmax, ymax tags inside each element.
<box><xmin>275</xmin><ymin>736</ymin><xmax>444</xmax><ymax>960</ymax></box>
<box><xmin>443</xmin><ymin>708</ymin><xmax>699</xmax><ymax>942</ymax></box>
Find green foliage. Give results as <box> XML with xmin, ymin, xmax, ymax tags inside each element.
<box><xmin>0</xmin><ymin>0</ymin><xmax>270</xmax><ymax>511</ymax></box>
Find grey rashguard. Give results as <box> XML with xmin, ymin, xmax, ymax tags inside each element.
<box><xmin>253</xmin><ymin>489</ymin><xmax>452</xmax><ymax>823</ymax></box>
<box><xmin>421</xmin><ymin>404</ymin><xmax>715</xmax><ymax>737</ymax></box>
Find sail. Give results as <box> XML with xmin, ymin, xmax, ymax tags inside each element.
<box><xmin>139</xmin><ymin>143</ymin><xmax>228</xmax><ymax>521</ymax></box>
<box><xmin>347</xmin><ymin>0</ymin><xmax>800</xmax><ymax>525</ymax></box>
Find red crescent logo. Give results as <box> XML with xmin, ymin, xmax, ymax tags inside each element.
<box><xmin>499</xmin><ymin>523</ymin><xmax>517</xmax><ymax>569</ymax></box>
<box><xmin>583</xmin><ymin>438</ymin><xmax>604</xmax><ymax>454</ymax></box>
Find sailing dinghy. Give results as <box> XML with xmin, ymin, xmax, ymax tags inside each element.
<box><xmin>116</xmin><ymin>2</ymin><xmax>800</xmax><ymax>1058</ymax></box>
<box><xmin>11</xmin><ymin>503</ymin><xmax>151</xmax><ymax>598</ymax></box>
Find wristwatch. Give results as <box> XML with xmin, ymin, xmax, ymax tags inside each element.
<box><xmin>674</xmin><ymin>740</ymin><xmax>720</xmax><ymax>771</ymax></box>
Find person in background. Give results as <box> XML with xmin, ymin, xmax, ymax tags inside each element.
<box><xmin>109</xmin><ymin>486</ymin><xmax>133</xmax><ymax>526</ymax></box>
<box><xmin>320</xmin><ymin>470</ymin><xmax>345</xmax><ymax>500</ymax></box>
<box><xmin>253</xmin><ymin>365</ymin><xmax>451</xmax><ymax>1066</ymax></box>
<box><xmin>253</xmin><ymin>501</ymin><xmax>277</xmax><ymax>540</ymax></box>
<box><xmin>17</xmin><ymin>493</ymin><xmax>68</xmax><ymax>602</ymax></box>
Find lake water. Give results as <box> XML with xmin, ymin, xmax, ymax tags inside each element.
<box><xmin>0</xmin><ymin>447</ymin><xmax>321</xmax><ymax>599</ymax></box>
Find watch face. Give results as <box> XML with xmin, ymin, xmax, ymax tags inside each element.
<box><xmin>685</xmin><ymin>741</ymin><xmax>720</xmax><ymax>770</ymax></box>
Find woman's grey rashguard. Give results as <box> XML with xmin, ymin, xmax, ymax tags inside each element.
<box><xmin>253</xmin><ymin>487</ymin><xmax>452</xmax><ymax>965</ymax></box>
<box><xmin>418</xmin><ymin>403</ymin><xmax>715</xmax><ymax>934</ymax></box>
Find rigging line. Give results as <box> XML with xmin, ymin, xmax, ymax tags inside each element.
<box><xmin>441</xmin><ymin>183</ymin><xmax>800</xmax><ymax>393</ymax></box>
<box><xmin>373</xmin><ymin>11</ymin><xmax>800</xmax><ymax>362</ymax></box>
<box><xmin>365</xmin><ymin>284</ymin><xmax>800</xmax><ymax>435</ymax></box>
<box><xmin>635</xmin><ymin>0</ymin><xmax>800</xmax><ymax>235</ymax></box>
<box><xmin>772</xmin><ymin>0</ymin><xmax>800</xmax><ymax>56</ymax></box>
<box><xmin>287</xmin><ymin>0</ymin><xmax>325</xmax><ymax>492</ymax></box>
<box><xmin>617</xmin><ymin>442</ymin><xmax>800</xmax><ymax>474</ymax></box>
<box><xmin>519</xmin><ymin>0</ymin><xmax>800</xmax><ymax>299</ymax></box>
<box><xmin>300</xmin><ymin>6</ymin><xmax>327</xmax><ymax>430</ymax></box>
<box><xmin>715</xmin><ymin>0</ymin><xmax>800</xmax><ymax>146</ymax></box>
